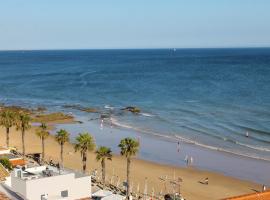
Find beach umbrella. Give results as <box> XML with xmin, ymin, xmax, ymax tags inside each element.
<box><xmin>144</xmin><ymin>178</ymin><xmax>148</xmax><ymax>200</ymax></box>
<box><xmin>110</xmin><ymin>175</ymin><xmax>114</xmax><ymax>185</ymax></box>
<box><xmin>164</xmin><ymin>175</ymin><xmax>168</xmax><ymax>193</ymax></box>
<box><xmin>158</xmin><ymin>191</ymin><xmax>163</xmax><ymax>200</ymax></box>
<box><xmin>110</xmin><ymin>168</ymin><xmax>115</xmax><ymax>185</ymax></box>
<box><xmin>130</xmin><ymin>181</ymin><xmax>133</xmax><ymax>193</ymax></box>
<box><xmin>116</xmin><ymin>176</ymin><xmax>120</xmax><ymax>187</ymax></box>
<box><xmin>137</xmin><ymin>183</ymin><xmax>140</xmax><ymax>194</ymax></box>
<box><xmin>151</xmin><ymin>187</ymin><xmax>155</xmax><ymax>199</ymax></box>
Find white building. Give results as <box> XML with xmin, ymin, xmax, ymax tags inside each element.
<box><xmin>6</xmin><ymin>165</ymin><xmax>91</xmax><ymax>200</ymax></box>
<box><xmin>0</xmin><ymin>147</ymin><xmax>10</xmax><ymax>155</ymax></box>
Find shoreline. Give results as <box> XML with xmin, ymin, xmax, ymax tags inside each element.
<box><xmin>0</xmin><ymin>124</ymin><xmax>262</xmax><ymax>200</ymax></box>
<box><xmin>0</xmin><ymin>103</ymin><xmax>269</xmax><ymax>185</ymax></box>
<box><xmin>55</xmin><ymin>114</ymin><xmax>270</xmax><ymax>185</ymax></box>
<box><xmin>112</xmin><ymin>117</ymin><xmax>270</xmax><ymax>162</ymax></box>
<box><xmin>109</xmin><ymin>114</ymin><xmax>270</xmax><ymax>162</ymax></box>
<box><xmin>2</xmin><ymin>102</ymin><xmax>270</xmax><ymax>162</ymax></box>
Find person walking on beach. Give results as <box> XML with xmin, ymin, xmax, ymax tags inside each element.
<box><xmin>110</xmin><ymin>117</ymin><xmax>113</xmax><ymax>128</ymax></box>
<box><xmin>177</xmin><ymin>141</ymin><xmax>180</xmax><ymax>153</ymax></box>
<box><xmin>190</xmin><ymin>156</ymin><xmax>193</xmax><ymax>165</ymax></box>
<box><xmin>100</xmin><ymin>119</ymin><xmax>104</xmax><ymax>130</ymax></box>
<box><xmin>184</xmin><ymin>155</ymin><xmax>189</xmax><ymax>165</ymax></box>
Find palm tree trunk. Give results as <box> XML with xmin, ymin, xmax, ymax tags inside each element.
<box><xmin>102</xmin><ymin>159</ymin><xmax>105</xmax><ymax>188</ymax></box>
<box><xmin>127</xmin><ymin>157</ymin><xmax>131</xmax><ymax>199</ymax></box>
<box><xmin>22</xmin><ymin>128</ymin><xmax>25</xmax><ymax>158</ymax></box>
<box><xmin>60</xmin><ymin>143</ymin><xmax>64</xmax><ymax>168</ymax></box>
<box><xmin>6</xmin><ymin>127</ymin><xmax>9</xmax><ymax>148</ymax></box>
<box><xmin>42</xmin><ymin>137</ymin><xmax>45</xmax><ymax>162</ymax></box>
<box><xmin>82</xmin><ymin>152</ymin><xmax>87</xmax><ymax>173</ymax></box>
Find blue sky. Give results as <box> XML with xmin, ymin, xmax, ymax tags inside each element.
<box><xmin>0</xmin><ymin>0</ymin><xmax>269</xmax><ymax>50</ymax></box>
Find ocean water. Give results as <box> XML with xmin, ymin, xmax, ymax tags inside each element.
<box><xmin>0</xmin><ymin>48</ymin><xmax>270</xmax><ymax>161</ymax></box>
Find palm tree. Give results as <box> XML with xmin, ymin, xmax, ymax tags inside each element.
<box><xmin>74</xmin><ymin>132</ymin><xmax>95</xmax><ymax>174</ymax></box>
<box><xmin>55</xmin><ymin>129</ymin><xmax>69</xmax><ymax>168</ymax></box>
<box><xmin>118</xmin><ymin>137</ymin><xmax>140</xmax><ymax>199</ymax></box>
<box><xmin>15</xmin><ymin>112</ymin><xmax>31</xmax><ymax>157</ymax></box>
<box><xmin>95</xmin><ymin>146</ymin><xmax>112</xmax><ymax>187</ymax></box>
<box><xmin>0</xmin><ymin>109</ymin><xmax>15</xmax><ymax>148</ymax></box>
<box><xmin>35</xmin><ymin>122</ymin><xmax>50</xmax><ymax>163</ymax></box>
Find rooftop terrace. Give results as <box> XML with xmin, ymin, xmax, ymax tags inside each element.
<box><xmin>15</xmin><ymin>165</ymin><xmax>88</xmax><ymax>181</ymax></box>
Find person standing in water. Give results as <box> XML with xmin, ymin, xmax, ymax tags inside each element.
<box><xmin>100</xmin><ymin>118</ymin><xmax>104</xmax><ymax>130</ymax></box>
<box><xmin>177</xmin><ymin>141</ymin><xmax>180</xmax><ymax>153</ymax></box>
<box><xmin>184</xmin><ymin>155</ymin><xmax>189</xmax><ymax>165</ymax></box>
<box><xmin>190</xmin><ymin>156</ymin><xmax>194</xmax><ymax>165</ymax></box>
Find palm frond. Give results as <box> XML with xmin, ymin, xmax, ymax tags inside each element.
<box><xmin>95</xmin><ymin>146</ymin><xmax>113</xmax><ymax>161</ymax></box>
<box><xmin>118</xmin><ymin>137</ymin><xmax>139</xmax><ymax>158</ymax></box>
<box><xmin>55</xmin><ymin>129</ymin><xmax>70</xmax><ymax>145</ymax></box>
<box><xmin>74</xmin><ymin>132</ymin><xmax>95</xmax><ymax>157</ymax></box>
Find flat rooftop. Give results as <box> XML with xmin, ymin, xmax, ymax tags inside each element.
<box><xmin>16</xmin><ymin>165</ymin><xmax>88</xmax><ymax>181</ymax></box>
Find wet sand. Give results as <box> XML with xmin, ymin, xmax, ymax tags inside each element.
<box><xmin>56</xmin><ymin>115</ymin><xmax>270</xmax><ymax>185</ymax></box>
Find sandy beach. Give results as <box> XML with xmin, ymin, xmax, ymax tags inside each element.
<box><xmin>0</xmin><ymin>124</ymin><xmax>261</xmax><ymax>200</ymax></box>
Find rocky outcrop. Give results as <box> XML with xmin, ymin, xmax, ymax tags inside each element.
<box><xmin>63</xmin><ymin>105</ymin><xmax>98</xmax><ymax>113</ymax></box>
<box><xmin>121</xmin><ymin>106</ymin><xmax>141</xmax><ymax>114</ymax></box>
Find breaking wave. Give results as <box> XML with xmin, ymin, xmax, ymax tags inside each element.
<box><xmin>110</xmin><ymin>117</ymin><xmax>270</xmax><ymax>162</ymax></box>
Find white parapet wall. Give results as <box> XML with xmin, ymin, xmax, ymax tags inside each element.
<box><xmin>10</xmin><ymin>166</ymin><xmax>91</xmax><ymax>200</ymax></box>
<box><xmin>25</xmin><ymin>173</ymin><xmax>91</xmax><ymax>200</ymax></box>
<box><xmin>0</xmin><ymin>148</ymin><xmax>10</xmax><ymax>155</ymax></box>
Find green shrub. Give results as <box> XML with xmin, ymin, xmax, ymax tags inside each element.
<box><xmin>0</xmin><ymin>157</ymin><xmax>13</xmax><ymax>170</ymax></box>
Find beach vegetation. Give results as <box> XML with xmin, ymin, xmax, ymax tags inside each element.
<box><xmin>95</xmin><ymin>146</ymin><xmax>112</xmax><ymax>188</ymax></box>
<box><xmin>15</xmin><ymin>112</ymin><xmax>31</xmax><ymax>157</ymax></box>
<box><xmin>0</xmin><ymin>157</ymin><xmax>12</xmax><ymax>171</ymax></box>
<box><xmin>74</xmin><ymin>132</ymin><xmax>95</xmax><ymax>173</ymax></box>
<box><xmin>55</xmin><ymin>129</ymin><xmax>70</xmax><ymax>168</ymax></box>
<box><xmin>0</xmin><ymin>108</ymin><xmax>16</xmax><ymax>147</ymax></box>
<box><xmin>35</xmin><ymin>122</ymin><xmax>50</xmax><ymax>163</ymax></box>
<box><xmin>118</xmin><ymin>137</ymin><xmax>140</xmax><ymax>199</ymax></box>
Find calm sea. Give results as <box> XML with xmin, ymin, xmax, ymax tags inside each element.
<box><xmin>0</xmin><ymin>48</ymin><xmax>270</xmax><ymax>160</ymax></box>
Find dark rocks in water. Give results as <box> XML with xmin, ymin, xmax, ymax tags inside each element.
<box><xmin>81</xmin><ymin>107</ymin><xmax>99</xmax><ymax>113</ymax></box>
<box><xmin>89</xmin><ymin>117</ymin><xmax>100</xmax><ymax>121</ymax></box>
<box><xmin>0</xmin><ymin>105</ymin><xmax>32</xmax><ymax>114</ymax></box>
<box><xmin>121</xmin><ymin>106</ymin><xmax>141</xmax><ymax>114</ymax></box>
<box><xmin>33</xmin><ymin>112</ymin><xmax>74</xmax><ymax>123</ymax></box>
<box><xmin>63</xmin><ymin>105</ymin><xmax>99</xmax><ymax>113</ymax></box>
<box><xmin>100</xmin><ymin>113</ymin><xmax>110</xmax><ymax>119</ymax></box>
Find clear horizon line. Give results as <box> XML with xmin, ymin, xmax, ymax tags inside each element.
<box><xmin>0</xmin><ymin>46</ymin><xmax>270</xmax><ymax>52</ymax></box>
